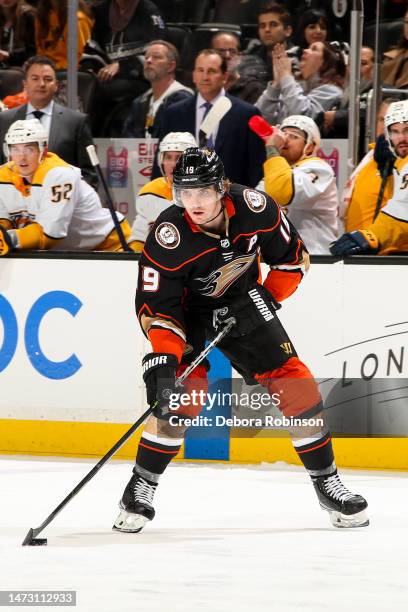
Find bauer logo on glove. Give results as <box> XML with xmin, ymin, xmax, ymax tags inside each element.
<box><xmin>142</xmin><ymin>352</ymin><xmax>179</xmax><ymax>417</ymax></box>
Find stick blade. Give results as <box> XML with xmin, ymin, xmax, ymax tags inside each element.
<box><xmin>200</xmin><ymin>97</ymin><xmax>232</xmax><ymax>137</ymax></box>
<box><xmin>22</xmin><ymin>528</ymin><xmax>48</xmax><ymax>546</ymax></box>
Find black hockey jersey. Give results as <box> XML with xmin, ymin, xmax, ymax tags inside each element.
<box><xmin>136</xmin><ymin>184</ymin><xmax>309</xmax><ymax>358</ymax></box>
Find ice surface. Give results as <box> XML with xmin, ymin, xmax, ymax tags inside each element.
<box><xmin>1</xmin><ymin>456</ymin><xmax>407</xmax><ymax>612</ymax></box>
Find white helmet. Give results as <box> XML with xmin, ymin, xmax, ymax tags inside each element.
<box><xmin>279</xmin><ymin>115</ymin><xmax>321</xmax><ymax>150</ymax></box>
<box><xmin>384</xmin><ymin>100</ymin><xmax>408</xmax><ymax>157</ymax></box>
<box><xmin>158</xmin><ymin>132</ymin><xmax>197</xmax><ymax>176</ymax></box>
<box><xmin>4</xmin><ymin>119</ymin><xmax>48</xmax><ymax>160</ymax></box>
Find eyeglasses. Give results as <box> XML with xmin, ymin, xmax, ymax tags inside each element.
<box><xmin>214</xmin><ymin>48</ymin><xmax>240</xmax><ymax>56</ymax></box>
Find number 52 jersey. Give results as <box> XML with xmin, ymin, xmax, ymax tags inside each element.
<box><xmin>0</xmin><ymin>152</ymin><xmax>122</xmax><ymax>250</ymax></box>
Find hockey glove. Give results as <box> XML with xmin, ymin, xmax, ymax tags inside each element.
<box><xmin>330</xmin><ymin>230</ymin><xmax>379</xmax><ymax>256</ymax></box>
<box><xmin>142</xmin><ymin>353</ymin><xmax>179</xmax><ymax>417</ymax></box>
<box><xmin>374</xmin><ymin>134</ymin><xmax>395</xmax><ymax>179</ymax></box>
<box><xmin>0</xmin><ymin>226</ymin><xmax>14</xmax><ymax>256</ymax></box>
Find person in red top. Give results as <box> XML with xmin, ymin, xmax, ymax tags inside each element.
<box><xmin>114</xmin><ymin>148</ymin><xmax>368</xmax><ymax>534</ymax></box>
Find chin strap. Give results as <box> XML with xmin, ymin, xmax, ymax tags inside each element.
<box><xmin>195</xmin><ymin>202</ymin><xmax>225</xmax><ymax>226</ymax></box>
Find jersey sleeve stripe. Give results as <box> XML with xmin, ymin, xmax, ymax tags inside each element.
<box><xmin>150</xmin><ymin>321</ymin><xmax>186</xmax><ymax>342</ymax></box>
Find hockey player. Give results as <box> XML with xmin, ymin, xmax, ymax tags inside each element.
<box><xmin>114</xmin><ymin>148</ymin><xmax>368</xmax><ymax>533</ymax></box>
<box><xmin>130</xmin><ymin>131</ymin><xmax>197</xmax><ymax>251</ymax></box>
<box><xmin>0</xmin><ymin>119</ymin><xmax>135</xmax><ymax>254</ymax></box>
<box><xmin>331</xmin><ymin>100</ymin><xmax>408</xmax><ymax>256</ymax></box>
<box><xmin>259</xmin><ymin>115</ymin><xmax>341</xmax><ymax>254</ymax></box>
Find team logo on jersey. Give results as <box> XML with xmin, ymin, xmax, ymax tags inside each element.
<box><xmin>197</xmin><ymin>253</ymin><xmax>256</xmax><ymax>298</ymax></box>
<box><xmin>155</xmin><ymin>222</ymin><xmax>180</xmax><ymax>249</ymax></box>
<box><xmin>280</xmin><ymin>342</ymin><xmax>293</xmax><ymax>355</ymax></box>
<box><xmin>243</xmin><ymin>189</ymin><xmax>267</xmax><ymax>213</ymax></box>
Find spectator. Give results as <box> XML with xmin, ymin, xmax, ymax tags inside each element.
<box><xmin>91</xmin><ymin>0</ymin><xmax>166</xmax><ymax>131</ymax></box>
<box><xmin>0</xmin><ymin>56</ymin><xmax>98</xmax><ymax>189</ymax></box>
<box><xmin>292</xmin><ymin>8</ymin><xmax>330</xmax><ymax>60</ymax></box>
<box><xmin>0</xmin><ymin>119</ymin><xmax>136</xmax><ymax>255</ymax></box>
<box><xmin>256</xmin><ymin>41</ymin><xmax>345</xmax><ymax>125</ymax></box>
<box><xmin>341</xmin><ymin>98</ymin><xmax>399</xmax><ymax>233</ymax></box>
<box><xmin>244</xmin><ymin>2</ymin><xmax>296</xmax><ymax>84</ymax></box>
<box><xmin>258</xmin><ymin>114</ymin><xmax>340</xmax><ymax>254</ymax></box>
<box><xmin>211</xmin><ymin>31</ymin><xmax>265</xmax><ymax>105</ymax></box>
<box><xmin>323</xmin><ymin>46</ymin><xmax>374</xmax><ymax>139</ymax></box>
<box><xmin>0</xmin><ymin>0</ymin><xmax>36</xmax><ymax>68</ymax></box>
<box><xmin>130</xmin><ymin>131</ymin><xmax>197</xmax><ymax>250</ymax></box>
<box><xmin>330</xmin><ymin>100</ymin><xmax>408</xmax><ymax>257</ymax></box>
<box><xmin>382</xmin><ymin>8</ymin><xmax>408</xmax><ymax>89</ymax></box>
<box><xmin>35</xmin><ymin>0</ymin><xmax>93</xmax><ymax>70</ymax></box>
<box><xmin>122</xmin><ymin>40</ymin><xmax>193</xmax><ymax>138</ymax></box>
<box><xmin>152</xmin><ymin>49</ymin><xmax>266</xmax><ymax>188</ymax></box>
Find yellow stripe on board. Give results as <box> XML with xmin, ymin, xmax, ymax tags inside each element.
<box><xmin>0</xmin><ymin>419</ymin><xmax>185</xmax><ymax>461</ymax></box>
<box><xmin>230</xmin><ymin>430</ymin><xmax>408</xmax><ymax>470</ymax></box>
<box><xmin>1</xmin><ymin>420</ymin><xmax>408</xmax><ymax>470</ymax></box>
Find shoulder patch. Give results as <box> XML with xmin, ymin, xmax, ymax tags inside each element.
<box><xmin>243</xmin><ymin>189</ymin><xmax>267</xmax><ymax>213</ymax></box>
<box><xmin>155</xmin><ymin>222</ymin><xmax>180</xmax><ymax>249</ymax></box>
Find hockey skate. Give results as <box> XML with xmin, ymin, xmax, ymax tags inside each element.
<box><xmin>312</xmin><ymin>470</ymin><xmax>369</xmax><ymax>528</ymax></box>
<box><xmin>113</xmin><ymin>472</ymin><xmax>157</xmax><ymax>533</ymax></box>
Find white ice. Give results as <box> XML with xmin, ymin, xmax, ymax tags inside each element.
<box><xmin>1</xmin><ymin>456</ymin><xmax>407</xmax><ymax>612</ymax></box>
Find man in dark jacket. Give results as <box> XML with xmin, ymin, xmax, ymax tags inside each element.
<box><xmin>152</xmin><ymin>49</ymin><xmax>266</xmax><ymax>188</ymax></box>
<box><xmin>91</xmin><ymin>0</ymin><xmax>167</xmax><ymax>131</ymax></box>
<box><xmin>122</xmin><ymin>40</ymin><xmax>193</xmax><ymax>138</ymax></box>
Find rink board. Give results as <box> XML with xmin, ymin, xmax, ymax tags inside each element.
<box><xmin>1</xmin><ymin>253</ymin><xmax>408</xmax><ymax>469</ymax></box>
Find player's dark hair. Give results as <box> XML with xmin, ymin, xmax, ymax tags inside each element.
<box><xmin>195</xmin><ymin>49</ymin><xmax>228</xmax><ymax>74</ymax></box>
<box><xmin>23</xmin><ymin>55</ymin><xmax>57</xmax><ymax>77</ymax></box>
<box><xmin>257</xmin><ymin>2</ymin><xmax>292</xmax><ymax>29</ymax></box>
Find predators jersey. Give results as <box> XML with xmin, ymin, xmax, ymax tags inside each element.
<box><xmin>136</xmin><ymin>184</ymin><xmax>309</xmax><ymax>360</ymax></box>
<box><xmin>0</xmin><ymin>152</ymin><xmax>123</xmax><ymax>250</ymax></box>
<box><xmin>342</xmin><ymin>147</ymin><xmax>393</xmax><ymax>232</ymax></box>
<box><xmin>262</xmin><ymin>155</ymin><xmax>340</xmax><ymax>254</ymax></box>
<box><xmin>130</xmin><ymin>176</ymin><xmax>173</xmax><ymax>248</ymax></box>
<box><xmin>367</xmin><ymin>155</ymin><xmax>408</xmax><ymax>255</ymax></box>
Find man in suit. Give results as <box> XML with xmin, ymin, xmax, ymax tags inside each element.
<box><xmin>151</xmin><ymin>49</ymin><xmax>266</xmax><ymax>187</ymax></box>
<box><xmin>0</xmin><ymin>56</ymin><xmax>98</xmax><ymax>189</ymax></box>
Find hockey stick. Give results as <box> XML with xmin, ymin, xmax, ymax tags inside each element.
<box><xmin>372</xmin><ymin>158</ymin><xmax>393</xmax><ymax>222</ymax></box>
<box><xmin>86</xmin><ymin>145</ymin><xmax>132</xmax><ymax>252</ymax></box>
<box><xmin>22</xmin><ymin>316</ymin><xmax>236</xmax><ymax>546</ymax></box>
<box><xmin>199</xmin><ymin>97</ymin><xmax>232</xmax><ymax>147</ymax></box>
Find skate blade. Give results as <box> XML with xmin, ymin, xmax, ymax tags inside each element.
<box><xmin>112</xmin><ymin>509</ymin><xmax>150</xmax><ymax>534</ymax></box>
<box><xmin>326</xmin><ymin>507</ymin><xmax>369</xmax><ymax>529</ymax></box>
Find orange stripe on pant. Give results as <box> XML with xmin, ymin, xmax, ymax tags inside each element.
<box><xmin>255</xmin><ymin>356</ymin><xmax>322</xmax><ymax>418</ymax></box>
